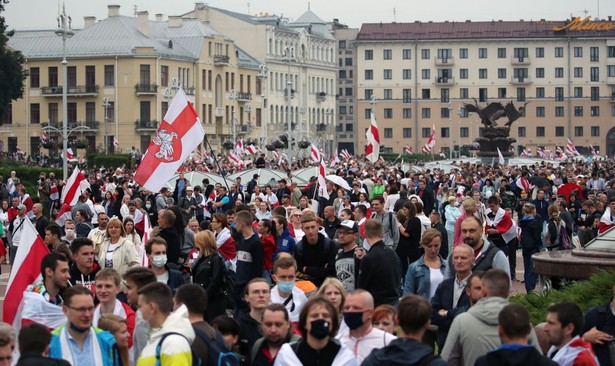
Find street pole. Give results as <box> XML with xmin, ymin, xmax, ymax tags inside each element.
<box><xmin>257</xmin><ymin>65</ymin><xmax>268</xmax><ymax>146</ymax></box>
<box><xmin>55</xmin><ymin>3</ymin><xmax>74</xmax><ymax>181</ymax></box>
<box><xmin>230</xmin><ymin>89</ymin><xmax>237</xmax><ymax>144</ymax></box>
<box><xmin>448</xmin><ymin>102</ymin><xmax>453</xmax><ymax>159</ymax></box>
<box><xmin>284</xmin><ymin>47</ymin><xmax>294</xmax><ymax>162</ymax></box>
<box><xmin>102</xmin><ymin>97</ymin><xmax>110</xmax><ymax>154</ymax></box>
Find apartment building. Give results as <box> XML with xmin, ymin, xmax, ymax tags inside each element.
<box><xmin>334</xmin><ymin>27</ymin><xmax>360</xmax><ymax>154</ymax></box>
<box><xmin>3</xmin><ymin>4</ymin><xmax>260</xmax><ymax>157</ymax></box>
<box><xmin>355</xmin><ymin>17</ymin><xmax>615</xmax><ymax>157</ymax></box>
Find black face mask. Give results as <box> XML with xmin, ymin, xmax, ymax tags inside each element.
<box><xmin>343</xmin><ymin>311</ymin><xmax>365</xmax><ymax>330</ymax></box>
<box><xmin>309</xmin><ymin>319</ymin><xmax>330</xmax><ymax>339</ymax></box>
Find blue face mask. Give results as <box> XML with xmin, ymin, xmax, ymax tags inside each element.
<box><xmin>277</xmin><ymin>280</ymin><xmax>295</xmax><ymax>293</ymax></box>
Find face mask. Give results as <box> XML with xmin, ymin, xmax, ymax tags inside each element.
<box><xmin>65</xmin><ymin>229</ymin><xmax>75</xmax><ymax>237</ymax></box>
<box><xmin>146</xmin><ymin>204</ymin><xmax>152</xmax><ymax>209</ymax></box>
<box><xmin>277</xmin><ymin>280</ymin><xmax>295</xmax><ymax>293</ymax></box>
<box><xmin>343</xmin><ymin>311</ymin><xmax>365</xmax><ymax>330</ymax></box>
<box><xmin>151</xmin><ymin>255</ymin><xmax>167</xmax><ymax>268</ymax></box>
<box><xmin>309</xmin><ymin>319</ymin><xmax>330</xmax><ymax>340</ymax></box>
<box><xmin>69</xmin><ymin>321</ymin><xmax>90</xmax><ymax>333</ymax></box>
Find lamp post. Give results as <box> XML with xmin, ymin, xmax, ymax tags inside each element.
<box><xmin>257</xmin><ymin>65</ymin><xmax>268</xmax><ymax>146</ymax></box>
<box><xmin>102</xmin><ymin>97</ymin><xmax>111</xmax><ymax>154</ymax></box>
<box><xmin>283</xmin><ymin>47</ymin><xmax>295</xmax><ymax>162</ymax></box>
<box><xmin>55</xmin><ymin>3</ymin><xmax>74</xmax><ymax>181</ymax></box>
<box><xmin>230</xmin><ymin>89</ymin><xmax>238</xmax><ymax>144</ymax></box>
<box><xmin>448</xmin><ymin>102</ymin><xmax>453</xmax><ymax>159</ymax></box>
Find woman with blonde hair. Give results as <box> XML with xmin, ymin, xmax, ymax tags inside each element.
<box><xmin>192</xmin><ymin>230</ymin><xmax>227</xmax><ymax>320</ymax></box>
<box><xmin>316</xmin><ymin>277</ymin><xmax>348</xmax><ymax>335</ymax></box>
<box><xmin>98</xmin><ymin>314</ymin><xmax>129</xmax><ymax>366</ymax></box>
<box><xmin>98</xmin><ymin>217</ymin><xmax>139</xmax><ymax>277</ymax></box>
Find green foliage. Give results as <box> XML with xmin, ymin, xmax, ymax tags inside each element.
<box><xmin>0</xmin><ymin>2</ymin><xmax>27</xmax><ymax>122</ymax></box>
<box><xmin>0</xmin><ymin>164</ymin><xmax>62</xmax><ymax>201</ymax></box>
<box><xmin>89</xmin><ymin>154</ymin><xmax>131</xmax><ymax>169</ymax></box>
<box><xmin>510</xmin><ymin>270</ymin><xmax>615</xmax><ymax>325</ymax></box>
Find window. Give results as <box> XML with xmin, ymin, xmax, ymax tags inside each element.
<box><xmin>364</xmin><ymin>109</ymin><xmax>371</xmax><ymax>118</ymax></box>
<box><xmin>609</xmin><ymin>65</ymin><xmax>615</xmax><ymax>77</ymax></box>
<box><xmin>48</xmin><ymin>103</ymin><xmax>58</xmax><ymax>123</ymax></box>
<box><xmin>67</xmin><ymin>103</ymin><xmax>77</xmax><ymax>123</ymax></box>
<box><xmin>609</xmin><ymin>46</ymin><xmax>615</xmax><ymax>58</ymax></box>
<box><xmin>384</xmin><ymin>128</ymin><xmax>393</xmax><ymax>138</ymax></box>
<box><xmin>403</xmin><ymin>49</ymin><xmax>411</xmax><ymax>59</ymax></box>
<box><xmin>403</xmin><ymin>89</ymin><xmax>412</xmax><ymax>103</ymax></box>
<box><xmin>574</xmin><ymin>67</ymin><xmax>583</xmax><ymax>78</ymax></box>
<box><xmin>459</xmin><ymin>69</ymin><xmax>468</xmax><ymax>79</ymax></box>
<box><xmin>403</xmin><ymin>109</ymin><xmax>412</xmax><ymax>119</ymax></box>
<box><xmin>514</xmin><ymin>48</ymin><xmax>529</xmax><ymax>60</ymax></box>
<box><xmin>574</xmin><ymin>47</ymin><xmax>583</xmax><ymax>57</ymax></box>
<box><xmin>517</xmin><ymin>88</ymin><xmax>526</xmax><ymax>102</ymax></box>
<box><xmin>590</xmin><ymin>67</ymin><xmax>599</xmax><ymax>82</ymax></box>
<box><xmin>339</xmin><ymin>106</ymin><xmax>347</xmax><ymax>115</ymax></box>
<box><xmin>536</xmin><ymin>47</ymin><xmax>544</xmax><ymax>58</ymax></box>
<box><xmin>421</xmin><ymin>69</ymin><xmax>431</xmax><ymax>80</ymax></box>
<box><xmin>536</xmin><ymin>126</ymin><xmax>545</xmax><ymax>137</ymax></box>
<box><xmin>422</xmin><ymin>89</ymin><xmax>431</xmax><ymax>99</ymax></box>
<box><xmin>590</xmin><ymin>47</ymin><xmax>599</xmax><ymax>62</ymax></box>
<box><xmin>345</xmin><ymin>87</ymin><xmax>352</xmax><ymax>96</ymax></box>
<box><xmin>339</xmin><ymin>70</ymin><xmax>346</xmax><ymax>79</ymax></box>
<box><xmin>364</xmin><ymin>50</ymin><xmax>373</xmax><ymax>60</ymax></box>
<box><xmin>518</xmin><ymin>126</ymin><xmax>526</xmax><ymax>137</ymax></box>
<box><xmin>478</xmin><ymin>48</ymin><xmax>488</xmax><ymax>58</ymax></box>
<box><xmin>460</xmin><ymin>88</ymin><xmax>469</xmax><ymax>99</ymax></box>
<box><xmin>365</xmin><ymin>70</ymin><xmax>373</xmax><ymax>80</ymax></box>
<box><xmin>460</xmin><ymin>127</ymin><xmax>469</xmax><ymax>137</ymax></box>
<box><xmin>383</xmin><ymin>108</ymin><xmax>393</xmax><ymax>119</ymax></box>
<box><xmin>30</xmin><ymin>67</ymin><xmax>40</xmax><ymax>88</ymax></box>
<box><xmin>459</xmin><ymin>108</ymin><xmax>469</xmax><ymax>118</ymax></box>
<box><xmin>422</xmin><ymin>128</ymin><xmax>431</xmax><ymax>138</ymax></box>
<box><xmin>441</xmin><ymin>127</ymin><xmax>450</xmax><ymax>137</ymax></box>
<box><xmin>48</xmin><ymin>67</ymin><xmax>58</xmax><ymax>87</ymax></box>
<box><xmin>441</xmin><ymin>108</ymin><xmax>450</xmax><ymax>118</ymax></box>
<box><xmin>555</xmin><ymin>87</ymin><xmax>564</xmax><ymax>101</ymax></box>
<box><xmin>555</xmin><ymin>106</ymin><xmax>565</xmax><ymax>116</ymax></box>
<box><xmin>338</xmin><ymin>40</ymin><xmax>346</xmax><ymax>49</ymax></box>
<box><xmin>536</xmin><ymin>87</ymin><xmax>545</xmax><ymax>98</ymax></box>
<box><xmin>591</xmin><ymin>126</ymin><xmax>600</xmax><ymax>136</ymax></box>
<box><xmin>86</xmin><ymin>102</ymin><xmax>96</xmax><ymax>122</ymax></box>
<box><xmin>345</xmin><ymin>58</ymin><xmax>352</xmax><ymax>66</ymax></box>
<box><xmin>30</xmin><ymin>103</ymin><xmax>40</xmax><ymax>124</ymax></box>
<box><xmin>103</xmin><ymin>65</ymin><xmax>114</xmax><ymax>86</ymax></box>
<box><xmin>497</xmin><ymin>48</ymin><xmax>506</xmax><ymax>58</ymax></box>
<box><xmin>536</xmin><ymin>68</ymin><xmax>545</xmax><ymax>78</ymax></box>
<box><xmin>556</xmin><ymin>126</ymin><xmax>564</xmax><ymax>136</ymax></box>
<box><xmin>591</xmin><ymin>106</ymin><xmax>600</xmax><ymax>116</ymax></box>
<box><xmin>498</xmin><ymin>88</ymin><xmax>507</xmax><ymax>98</ymax></box>
<box><xmin>497</xmin><ymin>69</ymin><xmax>506</xmax><ymax>79</ymax></box>
<box><xmin>140</xmin><ymin>101</ymin><xmax>150</xmax><ymax>122</ymax></box>
<box><xmin>441</xmin><ymin>88</ymin><xmax>449</xmax><ymax>103</ymax></box>
<box><xmin>403</xmin><ymin>127</ymin><xmax>412</xmax><ymax>137</ymax></box>
<box><xmin>459</xmin><ymin>48</ymin><xmax>468</xmax><ymax>59</ymax></box>
<box><xmin>479</xmin><ymin>88</ymin><xmax>488</xmax><ymax>102</ymax></box>
<box><xmin>364</xmin><ymin>89</ymin><xmax>373</xmax><ymax>100</ymax></box>
<box><xmin>422</xmin><ymin>108</ymin><xmax>431</xmax><ymax>118</ymax></box>
<box><xmin>139</xmin><ymin>64</ymin><xmax>150</xmax><ymax>84</ymax></box>
<box><xmin>383</xmin><ymin>89</ymin><xmax>392</xmax><ymax>100</ymax></box>
<box><xmin>383</xmin><ymin>49</ymin><xmax>392</xmax><ymax>60</ymax></box>
<box><xmin>555</xmin><ymin>68</ymin><xmax>564</xmax><ymax>78</ymax></box>
<box><xmin>574</xmin><ymin>87</ymin><xmax>583</xmax><ymax>98</ymax></box>
<box><xmin>403</xmin><ymin>69</ymin><xmax>412</xmax><ymax>79</ymax></box>
<box><xmin>105</xmin><ymin>101</ymin><xmax>114</xmax><ymax>122</ymax></box>
<box><xmin>536</xmin><ymin>106</ymin><xmax>545</xmax><ymax>117</ymax></box>
<box><xmin>555</xmin><ymin>47</ymin><xmax>564</xmax><ymax>57</ymax></box>
<box><xmin>421</xmin><ymin>49</ymin><xmax>430</xmax><ymax>59</ymax></box>
<box><xmin>591</xmin><ymin>87</ymin><xmax>600</xmax><ymax>101</ymax></box>
<box><xmin>383</xmin><ymin>69</ymin><xmax>392</xmax><ymax>79</ymax></box>
<box><xmin>437</xmin><ymin>48</ymin><xmax>453</xmax><ymax>61</ymax></box>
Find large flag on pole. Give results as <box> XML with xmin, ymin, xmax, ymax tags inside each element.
<box><xmin>403</xmin><ymin>145</ymin><xmax>414</xmax><ymax>155</ymax></box>
<box><xmin>310</xmin><ymin>143</ymin><xmax>322</xmax><ymax>163</ymax></box>
<box><xmin>61</xmin><ymin>167</ymin><xmax>90</xmax><ymax>206</ymax></box>
<box><xmin>365</xmin><ymin>111</ymin><xmax>380</xmax><ymax>163</ymax></box>
<box><xmin>317</xmin><ymin>158</ymin><xmax>330</xmax><ymax>200</ymax></box>
<box><xmin>566</xmin><ymin>139</ymin><xmax>581</xmax><ymax>156</ymax></box>
<box><xmin>330</xmin><ymin>149</ymin><xmax>340</xmax><ymax>167</ymax></box>
<box><xmin>134</xmin><ymin>88</ymin><xmax>205</xmax><ymax>192</ymax></box>
<box><xmin>3</xmin><ymin>219</ymin><xmax>51</xmax><ymax>325</ymax></box>
<box><xmin>497</xmin><ymin>147</ymin><xmax>505</xmax><ymax>165</ymax></box>
<box><xmin>422</xmin><ymin>125</ymin><xmax>436</xmax><ymax>153</ymax></box>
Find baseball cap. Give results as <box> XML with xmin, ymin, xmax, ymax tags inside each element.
<box><xmin>186</xmin><ymin>186</ymin><xmax>194</xmax><ymax>191</ymax></box>
<box><xmin>17</xmin><ymin>204</ymin><xmax>26</xmax><ymax>210</ymax></box>
<box><xmin>337</xmin><ymin>220</ymin><xmax>359</xmax><ymax>233</ymax></box>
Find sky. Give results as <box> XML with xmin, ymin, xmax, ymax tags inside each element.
<box><xmin>3</xmin><ymin>0</ymin><xmax>615</xmax><ymax>31</ymax></box>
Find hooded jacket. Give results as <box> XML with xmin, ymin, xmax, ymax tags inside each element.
<box><xmin>441</xmin><ymin>297</ymin><xmax>542</xmax><ymax>366</ymax></box>
<box><xmin>136</xmin><ymin>305</ymin><xmax>195</xmax><ymax>366</ymax></box>
<box><xmin>362</xmin><ymin>338</ymin><xmax>446</xmax><ymax>366</ymax></box>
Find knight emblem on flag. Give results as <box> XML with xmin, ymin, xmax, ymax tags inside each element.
<box><xmin>151</xmin><ymin>124</ymin><xmax>181</xmax><ymax>162</ymax></box>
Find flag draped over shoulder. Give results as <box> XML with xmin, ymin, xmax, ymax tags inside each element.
<box><xmin>365</xmin><ymin>111</ymin><xmax>380</xmax><ymax>163</ymax></box>
<box><xmin>61</xmin><ymin>167</ymin><xmax>90</xmax><ymax>206</ymax></box>
<box><xmin>134</xmin><ymin>88</ymin><xmax>205</xmax><ymax>192</ymax></box>
<box><xmin>3</xmin><ymin>219</ymin><xmax>51</xmax><ymax>326</ymax></box>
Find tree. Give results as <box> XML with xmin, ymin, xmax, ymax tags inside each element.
<box><xmin>0</xmin><ymin>0</ymin><xmax>26</xmax><ymax>124</ymax></box>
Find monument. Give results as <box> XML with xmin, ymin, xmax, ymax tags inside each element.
<box><xmin>463</xmin><ymin>99</ymin><xmax>528</xmax><ymax>160</ymax></box>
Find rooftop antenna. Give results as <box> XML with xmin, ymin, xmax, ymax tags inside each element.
<box><xmin>308</xmin><ymin>2</ymin><xmax>311</xmax><ymax>11</ymax></box>
<box><xmin>393</xmin><ymin>8</ymin><xmax>397</xmax><ymax>22</ymax></box>
<box><xmin>133</xmin><ymin>4</ymin><xmax>138</xmax><ymax>17</ymax></box>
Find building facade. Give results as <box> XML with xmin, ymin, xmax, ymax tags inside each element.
<box><xmin>355</xmin><ymin>18</ymin><xmax>615</xmax><ymax>157</ymax></box>
<box><xmin>4</xmin><ymin>4</ymin><xmax>260</xmax><ymax>157</ymax></box>
<box><xmin>333</xmin><ymin>27</ymin><xmax>359</xmax><ymax>155</ymax></box>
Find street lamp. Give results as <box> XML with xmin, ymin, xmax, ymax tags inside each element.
<box><xmin>448</xmin><ymin>102</ymin><xmax>453</xmax><ymax>159</ymax></box>
<box><xmin>230</xmin><ymin>89</ymin><xmax>238</xmax><ymax>144</ymax></box>
<box><xmin>55</xmin><ymin>2</ymin><xmax>74</xmax><ymax>181</ymax></box>
<box><xmin>257</xmin><ymin>64</ymin><xmax>268</xmax><ymax>146</ymax></box>
<box><xmin>102</xmin><ymin>97</ymin><xmax>111</xmax><ymax>154</ymax></box>
<box><xmin>283</xmin><ymin>46</ymin><xmax>296</xmax><ymax>161</ymax></box>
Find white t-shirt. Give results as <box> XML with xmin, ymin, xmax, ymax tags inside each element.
<box><xmin>105</xmin><ymin>243</ymin><xmax>117</xmax><ymax>268</ymax></box>
<box><xmin>429</xmin><ymin>267</ymin><xmax>444</xmax><ymax>301</ymax></box>
<box><xmin>336</xmin><ymin>327</ymin><xmax>397</xmax><ymax>364</ymax></box>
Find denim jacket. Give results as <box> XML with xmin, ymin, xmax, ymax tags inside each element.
<box><xmin>403</xmin><ymin>255</ymin><xmax>448</xmax><ymax>300</ymax></box>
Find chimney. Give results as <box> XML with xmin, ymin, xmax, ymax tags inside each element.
<box><xmin>137</xmin><ymin>11</ymin><xmax>149</xmax><ymax>36</ymax></box>
<box><xmin>194</xmin><ymin>2</ymin><xmax>207</xmax><ymax>22</ymax></box>
<box><xmin>108</xmin><ymin>5</ymin><xmax>120</xmax><ymax>17</ymax></box>
<box><xmin>84</xmin><ymin>16</ymin><xmax>96</xmax><ymax>28</ymax></box>
<box><xmin>168</xmin><ymin>15</ymin><xmax>183</xmax><ymax>28</ymax></box>
<box><xmin>155</xmin><ymin>13</ymin><xmax>163</xmax><ymax>22</ymax></box>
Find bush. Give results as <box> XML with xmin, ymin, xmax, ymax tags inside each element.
<box><xmin>510</xmin><ymin>270</ymin><xmax>615</xmax><ymax>325</ymax></box>
<box><xmin>0</xmin><ymin>165</ymin><xmax>62</xmax><ymax>202</ymax></box>
<box><xmin>88</xmin><ymin>154</ymin><xmax>131</xmax><ymax>169</ymax></box>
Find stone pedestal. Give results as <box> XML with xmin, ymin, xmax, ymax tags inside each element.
<box><xmin>476</xmin><ymin>127</ymin><xmax>515</xmax><ymax>159</ymax></box>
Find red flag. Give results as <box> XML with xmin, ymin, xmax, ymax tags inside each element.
<box><xmin>3</xmin><ymin>219</ymin><xmax>51</xmax><ymax>325</ymax></box>
<box><xmin>61</xmin><ymin>167</ymin><xmax>90</xmax><ymax>206</ymax></box>
<box><xmin>317</xmin><ymin>159</ymin><xmax>329</xmax><ymax>200</ymax></box>
<box><xmin>365</xmin><ymin>111</ymin><xmax>380</xmax><ymax>163</ymax></box>
<box><xmin>403</xmin><ymin>145</ymin><xmax>414</xmax><ymax>155</ymax></box>
<box><xmin>310</xmin><ymin>144</ymin><xmax>322</xmax><ymax>163</ymax></box>
<box><xmin>246</xmin><ymin>145</ymin><xmax>257</xmax><ymax>155</ymax></box>
<box><xmin>134</xmin><ymin>88</ymin><xmax>205</xmax><ymax>192</ymax></box>
<box><xmin>566</xmin><ymin>139</ymin><xmax>581</xmax><ymax>156</ymax></box>
<box><xmin>422</xmin><ymin>125</ymin><xmax>436</xmax><ymax>153</ymax></box>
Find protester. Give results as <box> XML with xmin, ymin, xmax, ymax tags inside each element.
<box><xmin>192</xmin><ymin>230</ymin><xmax>228</xmax><ymax>321</ymax></box>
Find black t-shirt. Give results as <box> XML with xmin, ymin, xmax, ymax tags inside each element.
<box><xmin>236</xmin><ymin>234</ymin><xmax>264</xmax><ymax>286</ymax></box>
<box><xmin>295</xmin><ymin>339</ymin><xmax>340</xmax><ymax>366</ymax></box>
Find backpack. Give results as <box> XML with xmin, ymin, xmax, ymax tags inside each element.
<box><xmin>545</xmin><ymin>221</ymin><xmax>562</xmax><ymax>250</ymax></box>
<box><xmin>370</xmin><ymin>211</ymin><xmax>396</xmax><ymax>248</ymax></box>
<box><xmin>155</xmin><ymin>332</ymin><xmax>200</xmax><ymax>366</ymax></box>
<box><xmin>156</xmin><ymin>328</ymin><xmax>240</xmax><ymax>366</ymax></box>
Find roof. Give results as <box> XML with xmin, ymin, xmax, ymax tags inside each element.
<box><xmin>235</xmin><ymin>46</ymin><xmax>260</xmax><ymax>69</ymax></box>
<box><xmin>357</xmin><ymin>19</ymin><xmax>615</xmax><ymax>41</ymax></box>
<box><xmin>288</xmin><ymin>10</ymin><xmax>335</xmax><ymax>40</ymax></box>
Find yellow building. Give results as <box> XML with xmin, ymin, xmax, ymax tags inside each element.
<box><xmin>4</xmin><ymin>5</ymin><xmax>261</xmax><ymax>157</ymax></box>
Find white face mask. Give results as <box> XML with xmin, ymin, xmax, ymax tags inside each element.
<box><xmin>65</xmin><ymin>229</ymin><xmax>75</xmax><ymax>237</ymax></box>
<box><xmin>151</xmin><ymin>255</ymin><xmax>167</xmax><ymax>268</ymax></box>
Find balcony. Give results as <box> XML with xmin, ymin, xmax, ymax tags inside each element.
<box><xmin>510</xmin><ymin>76</ymin><xmax>532</xmax><ymax>85</ymax></box>
<box><xmin>184</xmin><ymin>87</ymin><xmax>195</xmax><ymax>96</ymax></box>
<box><xmin>435</xmin><ymin>76</ymin><xmax>454</xmax><ymax>86</ymax></box>
<box><xmin>607</xmin><ymin>76</ymin><xmax>615</xmax><ymax>85</ymax></box>
<box><xmin>41</xmin><ymin>85</ymin><xmax>99</xmax><ymax>97</ymax></box>
<box><xmin>239</xmin><ymin>124</ymin><xmax>251</xmax><ymax>133</ymax></box>
<box><xmin>511</xmin><ymin>56</ymin><xmax>531</xmax><ymax>65</ymax></box>
<box><xmin>236</xmin><ymin>92</ymin><xmax>252</xmax><ymax>101</ymax></box>
<box><xmin>213</xmin><ymin>54</ymin><xmax>230</xmax><ymax>66</ymax></box>
<box><xmin>215</xmin><ymin>107</ymin><xmax>224</xmax><ymax>118</ymax></box>
<box><xmin>43</xmin><ymin>121</ymin><xmax>99</xmax><ymax>131</ymax></box>
<box><xmin>135</xmin><ymin>83</ymin><xmax>158</xmax><ymax>95</ymax></box>
<box><xmin>435</xmin><ymin>56</ymin><xmax>454</xmax><ymax>66</ymax></box>
<box><xmin>135</xmin><ymin>120</ymin><xmax>158</xmax><ymax>132</ymax></box>
<box><xmin>316</xmin><ymin>92</ymin><xmax>327</xmax><ymax>102</ymax></box>
<box><xmin>610</xmin><ymin>93</ymin><xmax>615</xmax><ymax>102</ymax></box>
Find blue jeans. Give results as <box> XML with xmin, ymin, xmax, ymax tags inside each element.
<box><xmin>523</xmin><ymin>249</ymin><xmax>539</xmax><ymax>293</ymax></box>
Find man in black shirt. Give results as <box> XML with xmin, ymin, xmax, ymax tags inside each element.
<box><xmin>237</xmin><ymin>278</ymin><xmax>270</xmax><ymax>358</ymax></box>
<box><xmin>234</xmin><ymin>210</ymin><xmax>264</xmax><ymax>312</ymax></box>
<box><xmin>334</xmin><ymin>220</ymin><xmax>360</xmax><ymax>293</ymax></box>
<box><xmin>294</xmin><ymin>212</ymin><xmax>337</xmax><ymax>287</ymax></box>
<box><xmin>323</xmin><ymin>206</ymin><xmax>340</xmax><ymax>238</ymax></box>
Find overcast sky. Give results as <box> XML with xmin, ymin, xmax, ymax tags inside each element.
<box><xmin>4</xmin><ymin>0</ymin><xmax>615</xmax><ymax>30</ymax></box>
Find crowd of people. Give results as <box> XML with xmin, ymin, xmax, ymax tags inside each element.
<box><xmin>0</xmin><ymin>154</ymin><xmax>614</xmax><ymax>365</ymax></box>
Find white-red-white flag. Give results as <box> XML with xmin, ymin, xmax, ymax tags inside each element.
<box><xmin>439</xmin><ymin>149</ymin><xmax>447</xmax><ymax>158</ymax></box>
<box><xmin>340</xmin><ymin>149</ymin><xmax>351</xmax><ymax>160</ymax></box>
<box><xmin>497</xmin><ymin>147</ymin><xmax>505</xmax><ymax>165</ymax></box>
<box><xmin>134</xmin><ymin>88</ymin><xmax>205</xmax><ymax>192</ymax></box>
<box><xmin>590</xmin><ymin>144</ymin><xmax>598</xmax><ymax>156</ymax></box>
<box><xmin>403</xmin><ymin>145</ymin><xmax>414</xmax><ymax>155</ymax></box>
<box><xmin>317</xmin><ymin>158</ymin><xmax>329</xmax><ymax>200</ymax></box>
<box><xmin>310</xmin><ymin>143</ymin><xmax>322</xmax><ymax>163</ymax></box>
<box><xmin>365</xmin><ymin>110</ymin><xmax>380</xmax><ymax>163</ymax></box>
<box><xmin>566</xmin><ymin>139</ymin><xmax>581</xmax><ymax>156</ymax></box>
<box><xmin>41</xmin><ymin>131</ymin><xmax>48</xmax><ymax>142</ymax></box>
<box><xmin>64</xmin><ymin>148</ymin><xmax>78</xmax><ymax>162</ymax></box>
<box><xmin>246</xmin><ymin>145</ymin><xmax>257</xmax><ymax>155</ymax></box>
<box><xmin>536</xmin><ymin>147</ymin><xmax>547</xmax><ymax>159</ymax></box>
<box><xmin>422</xmin><ymin>125</ymin><xmax>436</xmax><ymax>154</ymax></box>
<box><xmin>61</xmin><ymin>167</ymin><xmax>90</xmax><ymax>206</ymax></box>
<box><xmin>330</xmin><ymin>149</ymin><xmax>341</xmax><ymax>167</ymax></box>
<box><xmin>229</xmin><ymin>151</ymin><xmax>242</xmax><ymax>166</ymax></box>
<box><xmin>556</xmin><ymin>146</ymin><xmax>566</xmax><ymax>159</ymax></box>
<box><xmin>3</xmin><ymin>219</ymin><xmax>51</xmax><ymax>326</ymax></box>
<box><xmin>272</xmin><ymin>151</ymin><xmax>280</xmax><ymax>160</ymax></box>
<box><xmin>235</xmin><ymin>139</ymin><xmax>245</xmax><ymax>156</ymax></box>
<box><xmin>256</xmin><ymin>146</ymin><xmax>263</xmax><ymax>154</ymax></box>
